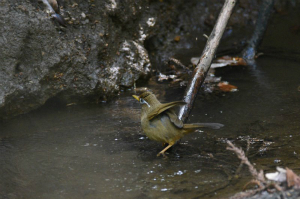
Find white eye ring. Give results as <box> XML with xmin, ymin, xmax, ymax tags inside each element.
<box><xmin>140</xmin><ymin>98</ymin><xmax>150</xmax><ymax>107</ymax></box>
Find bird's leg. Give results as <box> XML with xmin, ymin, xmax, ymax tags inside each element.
<box><xmin>157</xmin><ymin>143</ymin><xmax>173</xmax><ymax>157</ymax></box>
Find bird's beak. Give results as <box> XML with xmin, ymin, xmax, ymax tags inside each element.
<box><xmin>132</xmin><ymin>95</ymin><xmax>140</xmax><ymax>101</ymax></box>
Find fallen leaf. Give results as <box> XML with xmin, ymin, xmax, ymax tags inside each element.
<box><xmin>174</xmin><ymin>36</ymin><xmax>180</xmax><ymax>42</ymax></box>
<box><xmin>191</xmin><ymin>56</ymin><xmax>247</xmax><ymax>68</ymax></box>
<box><xmin>286</xmin><ymin>167</ymin><xmax>300</xmax><ymax>189</ymax></box>
<box><xmin>215</xmin><ymin>56</ymin><xmax>247</xmax><ymax>66</ymax></box>
<box><xmin>217</xmin><ymin>81</ymin><xmax>238</xmax><ymax>92</ymax></box>
<box><xmin>157</xmin><ymin>73</ymin><xmax>177</xmax><ymax>82</ymax></box>
<box><xmin>290</xmin><ymin>25</ymin><xmax>300</xmax><ymax>34</ymax></box>
<box><xmin>135</xmin><ymin>87</ymin><xmax>148</xmax><ymax>92</ymax></box>
<box><xmin>211</xmin><ymin>62</ymin><xmax>228</xmax><ymax>68</ymax></box>
<box><xmin>180</xmin><ymin>81</ymin><xmax>188</xmax><ymax>87</ymax></box>
<box><xmin>66</xmin><ymin>103</ymin><xmax>77</xmax><ymax>106</ymax></box>
<box><xmin>71</xmin><ymin>3</ymin><xmax>78</xmax><ymax>8</ymax></box>
<box><xmin>265</xmin><ymin>167</ymin><xmax>286</xmax><ymax>182</ymax></box>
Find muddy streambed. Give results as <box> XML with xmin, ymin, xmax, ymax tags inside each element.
<box><xmin>0</xmin><ymin>57</ymin><xmax>300</xmax><ymax>198</ymax></box>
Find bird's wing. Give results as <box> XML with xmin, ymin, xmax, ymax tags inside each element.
<box><xmin>147</xmin><ymin>101</ymin><xmax>186</xmax><ymax>128</ymax></box>
<box><xmin>166</xmin><ymin>109</ymin><xmax>184</xmax><ymax>128</ymax></box>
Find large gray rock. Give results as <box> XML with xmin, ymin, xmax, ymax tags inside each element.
<box><xmin>0</xmin><ymin>0</ymin><xmax>262</xmax><ymax>119</ymax></box>
<box><xmin>0</xmin><ymin>0</ymin><xmax>153</xmax><ymax>118</ymax></box>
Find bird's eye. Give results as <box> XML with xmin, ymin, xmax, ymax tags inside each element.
<box><xmin>140</xmin><ymin>98</ymin><xmax>145</xmax><ymax>104</ymax></box>
<box><xmin>139</xmin><ymin>98</ymin><xmax>151</xmax><ymax>107</ymax></box>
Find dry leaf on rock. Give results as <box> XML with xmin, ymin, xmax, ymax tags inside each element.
<box><xmin>286</xmin><ymin>167</ymin><xmax>300</xmax><ymax>189</ymax></box>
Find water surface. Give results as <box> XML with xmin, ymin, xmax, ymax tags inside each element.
<box><xmin>0</xmin><ymin>57</ymin><xmax>300</xmax><ymax>198</ymax></box>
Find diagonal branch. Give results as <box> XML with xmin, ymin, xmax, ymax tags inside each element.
<box><xmin>178</xmin><ymin>0</ymin><xmax>237</xmax><ymax>122</ymax></box>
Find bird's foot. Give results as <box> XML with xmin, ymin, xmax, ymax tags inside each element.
<box><xmin>157</xmin><ymin>151</ymin><xmax>167</xmax><ymax>158</ymax></box>
<box><xmin>157</xmin><ymin>143</ymin><xmax>173</xmax><ymax>158</ymax></box>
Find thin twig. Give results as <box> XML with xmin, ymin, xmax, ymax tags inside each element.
<box><xmin>167</xmin><ymin>57</ymin><xmax>188</xmax><ymax>70</ymax></box>
<box><xmin>235</xmin><ymin>139</ymin><xmax>251</xmax><ymax>177</ymax></box>
<box><xmin>226</xmin><ymin>141</ymin><xmax>265</xmax><ymax>183</ymax></box>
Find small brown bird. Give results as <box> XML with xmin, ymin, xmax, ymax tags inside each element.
<box><xmin>133</xmin><ymin>91</ymin><xmax>223</xmax><ymax>157</ymax></box>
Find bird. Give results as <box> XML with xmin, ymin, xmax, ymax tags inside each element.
<box><xmin>132</xmin><ymin>91</ymin><xmax>224</xmax><ymax>157</ymax></box>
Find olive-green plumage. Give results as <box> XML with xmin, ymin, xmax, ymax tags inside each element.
<box><xmin>133</xmin><ymin>91</ymin><xmax>223</xmax><ymax>157</ymax></box>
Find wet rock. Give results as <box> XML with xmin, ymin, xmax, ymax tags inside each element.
<box><xmin>0</xmin><ymin>0</ymin><xmax>152</xmax><ymax>118</ymax></box>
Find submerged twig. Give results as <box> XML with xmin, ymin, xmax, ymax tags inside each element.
<box><xmin>228</xmin><ymin>141</ymin><xmax>300</xmax><ymax>198</ymax></box>
<box><xmin>242</xmin><ymin>0</ymin><xmax>275</xmax><ymax>61</ymax></box>
<box><xmin>226</xmin><ymin>141</ymin><xmax>265</xmax><ymax>184</ymax></box>
<box><xmin>41</xmin><ymin>0</ymin><xmax>56</xmax><ymax>14</ymax></box>
<box><xmin>234</xmin><ymin>139</ymin><xmax>251</xmax><ymax>177</ymax></box>
<box><xmin>178</xmin><ymin>0</ymin><xmax>236</xmax><ymax>122</ymax></box>
<box><xmin>41</xmin><ymin>0</ymin><xmax>66</xmax><ymax>26</ymax></box>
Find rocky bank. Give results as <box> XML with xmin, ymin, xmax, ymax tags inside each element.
<box><xmin>0</xmin><ymin>0</ymin><xmax>260</xmax><ymax>119</ymax></box>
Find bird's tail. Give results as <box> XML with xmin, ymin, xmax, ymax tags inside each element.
<box><xmin>183</xmin><ymin>123</ymin><xmax>224</xmax><ymax>134</ymax></box>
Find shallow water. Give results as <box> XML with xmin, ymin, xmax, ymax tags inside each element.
<box><xmin>0</xmin><ymin>57</ymin><xmax>300</xmax><ymax>198</ymax></box>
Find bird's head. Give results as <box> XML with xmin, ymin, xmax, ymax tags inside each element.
<box><xmin>132</xmin><ymin>91</ymin><xmax>160</xmax><ymax>110</ymax></box>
